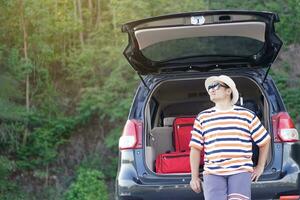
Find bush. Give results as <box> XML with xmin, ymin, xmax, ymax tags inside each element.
<box><xmin>270</xmin><ymin>70</ymin><xmax>300</xmax><ymax>121</ymax></box>
<box><xmin>0</xmin><ymin>156</ymin><xmax>15</xmax><ymax>194</ymax></box>
<box><xmin>0</xmin><ymin>156</ymin><xmax>27</xmax><ymax>200</ymax></box>
<box><xmin>64</xmin><ymin>168</ymin><xmax>108</xmax><ymax>200</ymax></box>
<box><xmin>104</xmin><ymin>126</ymin><xmax>122</xmax><ymax>154</ymax></box>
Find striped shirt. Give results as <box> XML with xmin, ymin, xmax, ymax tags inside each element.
<box><xmin>189</xmin><ymin>105</ymin><xmax>271</xmax><ymax>175</ymax></box>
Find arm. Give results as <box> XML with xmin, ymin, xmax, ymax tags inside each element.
<box><xmin>190</xmin><ymin>147</ymin><xmax>202</xmax><ymax>193</ymax></box>
<box><xmin>251</xmin><ymin>138</ymin><xmax>271</xmax><ymax>182</ymax></box>
<box><xmin>250</xmin><ymin>115</ymin><xmax>271</xmax><ymax>182</ymax></box>
<box><xmin>189</xmin><ymin>116</ymin><xmax>203</xmax><ymax>193</ymax></box>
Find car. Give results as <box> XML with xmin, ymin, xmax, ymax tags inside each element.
<box><xmin>115</xmin><ymin>10</ymin><xmax>300</xmax><ymax>200</ymax></box>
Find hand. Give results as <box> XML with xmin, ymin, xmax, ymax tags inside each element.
<box><xmin>251</xmin><ymin>165</ymin><xmax>264</xmax><ymax>182</ymax></box>
<box><xmin>190</xmin><ymin>177</ymin><xmax>202</xmax><ymax>193</ymax></box>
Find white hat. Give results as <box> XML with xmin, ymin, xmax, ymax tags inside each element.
<box><xmin>205</xmin><ymin>75</ymin><xmax>239</xmax><ymax>105</ymax></box>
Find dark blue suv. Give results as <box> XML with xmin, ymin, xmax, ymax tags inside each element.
<box><xmin>115</xmin><ymin>11</ymin><xmax>300</xmax><ymax>200</ymax></box>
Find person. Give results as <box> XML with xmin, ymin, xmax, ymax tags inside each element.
<box><xmin>189</xmin><ymin>75</ymin><xmax>271</xmax><ymax>200</ymax></box>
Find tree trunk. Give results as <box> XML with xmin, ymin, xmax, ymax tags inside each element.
<box><xmin>55</xmin><ymin>0</ymin><xmax>58</xmax><ymax>14</ymax></box>
<box><xmin>88</xmin><ymin>0</ymin><xmax>93</xmax><ymax>28</ymax></box>
<box><xmin>76</xmin><ymin>0</ymin><xmax>85</xmax><ymax>48</ymax></box>
<box><xmin>96</xmin><ymin>0</ymin><xmax>101</xmax><ymax>27</ymax></box>
<box><xmin>110</xmin><ymin>0</ymin><xmax>117</xmax><ymax>47</ymax></box>
<box><xmin>20</xmin><ymin>0</ymin><xmax>30</xmax><ymax>145</ymax></box>
<box><xmin>88</xmin><ymin>0</ymin><xmax>93</xmax><ymax>11</ymax></box>
<box><xmin>73</xmin><ymin>0</ymin><xmax>77</xmax><ymax>21</ymax></box>
<box><xmin>73</xmin><ymin>0</ymin><xmax>77</xmax><ymax>48</ymax></box>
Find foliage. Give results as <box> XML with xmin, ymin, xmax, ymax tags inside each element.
<box><xmin>64</xmin><ymin>168</ymin><xmax>108</xmax><ymax>200</ymax></box>
<box><xmin>0</xmin><ymin>0</ymin><xmax>299</xmax><ymax>198</ymax></box>
<box><xmin>78</xmin><ymin>143</ymin><xmax>118</xmax><ymax>180</ymax></box>
<box><xmin>105</xmin><ymin>126</ymin><xmax>123</xmax><ymax>154</ymax></box>
<box><xmin>0</xmin><ymin>156</ymin><xmax>15</xmax><ymax>187</ymax></box>
<box><xmin>270</xmin><ymin>69</ymin><xmax>300</xmax><ymax>121</ymax></box>
<box><xmin>0</xmin><ymin>156</ymin><xmax>26</xmax><ymax>200</ymax></box>
<box><xmin>103</xmin><ymin>126</ymin><xmax>123</xmax><ymax>178</ymax></box>
<box><xmin>209</xmin><ymin>0</ymin><xmax>300</xmax><ymax>44</ymax></box>
<box><xmin>15</xmin><ymin>114</ymin><xmax>78</xmax><ymax>169</ymax></box>
<box><xmin>281</xmin><ymin>87</ymin><xmax>300</xmax><ymax>121</ymax></box>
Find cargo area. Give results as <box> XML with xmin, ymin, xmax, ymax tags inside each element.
<box><xmin>144</xmin><ymin>76</ymin><xmax>272</xmax><ymax>174</ymax></box>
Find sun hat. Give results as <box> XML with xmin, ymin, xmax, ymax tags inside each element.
<box><xmin>204</xmin><ymin>75</ymin><xmax>239</xmax><ymax>105</ymax></box>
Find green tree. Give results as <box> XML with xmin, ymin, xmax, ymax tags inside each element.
<box><xmin>0</xmin><ymin>0</ymin><xmax>299</xmax><ymax>199</ymax></box>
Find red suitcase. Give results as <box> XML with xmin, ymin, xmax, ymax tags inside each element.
<box><xmin>173</xmin><ymin>117</ymin><xmax>195</xmax><ymax>152</ymax></box>
<box><xmin>155</xmin><ymin>116</ymin><xmax>205</xmax><ymax>174</ymax></box>
<box><xmin>155</xmin><ymin>151</ymin><xmax>204</xmax><ymax>173</ymax></box>
<box><xmin>156</xmin><ymin>151</ymin><xmax>191</xmax><ymax>173</ymax></box>
<box><xmin>173</xmin><ymin>117</ymin><xmax>205</xmax><ymax>165</ymax></box>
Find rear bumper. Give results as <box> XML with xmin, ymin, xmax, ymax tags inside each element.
<box><xmin>116</xmin><ymin>171</ymin><xmax>299</xmax><ymax>200</ymax></box>
<box><xmin>251</xmin><ymin>172</ymin><xmax>300</xmax><ymax>199</ymax></box>
<box><xmin>116</xmin><ymin>144</ymin><xmax>300</xmax><ymax>200</ymax></box>
<box><xmin>116</xmin><ymin>177</ymin><xmax>204</xmax><ymax>200</ymax></box>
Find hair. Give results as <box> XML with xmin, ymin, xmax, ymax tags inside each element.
<box><xmin>223</xmin><ymin>83</ymin><xmax>233</xmax><ymax>100</ymax></box>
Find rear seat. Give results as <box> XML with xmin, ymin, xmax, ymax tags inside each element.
<box><xmin>242</xmin><ymin>99</ymin><xmax>262</xmax><ymax>120</ymax></box>
<box><xmin>150</xmin><ymin>117</ymin><xmax>175</xmax><ymax>158</ymax></box>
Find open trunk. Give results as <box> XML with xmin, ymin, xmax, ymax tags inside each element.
<box><xmin>144</xmin><ymin>75</ymin><xmax>271</xmax><ymax>174</ymax></box>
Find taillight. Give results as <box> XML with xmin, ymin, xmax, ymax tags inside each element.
<box><xmin>119</xmin><ymin>119</ymin><xmax>143</xmax><ymax>150</ymax></box>
<box><xmin>279</xmin><ymin>195</ymin><xmax>300</xmax><ymax>200</ymax></box>
<box><xmin>272</xmin><ymin>112</ymin><xmax>299</xmax><ymax>142</ymax></box>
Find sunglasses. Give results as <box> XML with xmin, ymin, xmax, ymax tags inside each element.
<box><xmin>207</xmin><ymin>82</ymin><xmax>229</xmax><ymax>92</ymax></box>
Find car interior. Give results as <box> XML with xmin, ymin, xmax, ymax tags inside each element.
<box><xmin>144</xmin><ymin>76</ymin><xmax>271</xmax><ymax>173</ymax></box>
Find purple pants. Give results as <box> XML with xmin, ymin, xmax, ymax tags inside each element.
<box><xmin>203</xmin><ymin>172</ymin><xmax>251</xmax><ymax>200</ymax></box>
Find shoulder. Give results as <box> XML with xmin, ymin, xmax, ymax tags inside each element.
<box><xmin>233</xmin><ymin>105</ymin><xmax>256</xmax><ymax>119</ymax></box>
<box><xmin>196</xmin><ymin>107</ymin><xmax>216</xmax><ymax>120</ymax></box>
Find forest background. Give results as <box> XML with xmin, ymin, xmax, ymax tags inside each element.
<box><xmin>0</xmin><ymin>0</ymin><xmax>299</xmax><ymax>199</ymax></box>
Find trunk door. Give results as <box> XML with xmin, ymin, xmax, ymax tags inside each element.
<box><xmin>122</xmin><ymin>11</ymin><xmax>282</xmax><ymax>75</ymax></box>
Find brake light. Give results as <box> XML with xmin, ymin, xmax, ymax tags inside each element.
<box><xmin>119</xmin><ymin>119</ymin><xmax>143</xmax><ymax>150</ymax></box>
<box><xmin>272</xmin><ymin>112</ymin><xmax>299</xmax><ymax>142</ymax></box>
<box><xmin>279</xmin><ymin>195</ymin><xmax>300</xmax><ymax>200</ymax></box>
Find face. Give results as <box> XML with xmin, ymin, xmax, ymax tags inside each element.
<box><xmin>207</xmin><ymin>82</ymin><xmax>231</xmax><ymax>103</ymax></box>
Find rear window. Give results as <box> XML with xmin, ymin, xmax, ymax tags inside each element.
<box><xmin>141</xmin><ymin>36</ymin><xmax>264</xmax><ymax>62</ymax></box>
